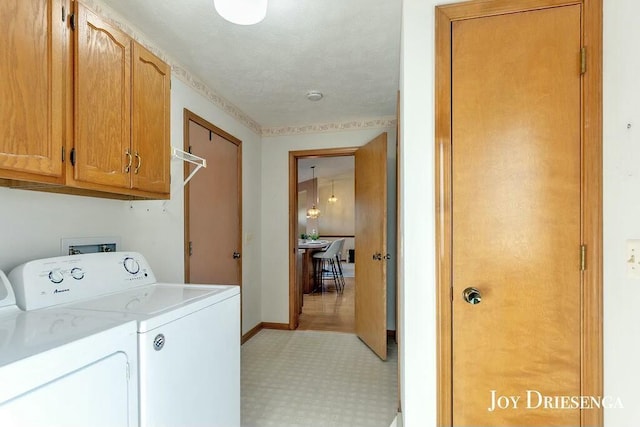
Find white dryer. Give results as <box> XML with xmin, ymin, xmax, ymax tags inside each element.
<box><xmin>0</xmin><ymin>270</ymin><xmax>138</xmax><ymax>427</ymax></box>
<box><xmin>9</xmin><ymin>252</ymin><xmax>241</xmax><ymax>427</ymax></box>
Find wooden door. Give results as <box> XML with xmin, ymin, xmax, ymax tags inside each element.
<box><xmin>131</xmin><ymin>42</ymin><xmax>170</xmax><ymax>194</ymax></box>
<box><xmin>0</xmin><ymin>0</ymin><xmax>66</xmax><ymax>179</ymax></box>
<box><xmin>74</xmin><ymin>4</ymin><xmax>130</xmax><ymax>188</ymax></box>
<box><xmin>186</xmin><ymin>117</ymin><xmax>242</xmax><ymax>286</ymax></box>
<box><xmin>355</xmin><ymin>133</ymin><xmax>388</xmax><ymax>360</ymax></box>
<box><xmin>450</xmin><ymin>5</ymin><xmax>582</xmax><ymax>426</ymax></box>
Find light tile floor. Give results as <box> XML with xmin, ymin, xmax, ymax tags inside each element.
<box><xmin>242</xmin><ymin>329</ymin><xmax>398</xmax><ymax>427</ymax></box>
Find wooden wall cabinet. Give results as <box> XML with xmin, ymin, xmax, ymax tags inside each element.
<box><xmin>72</xmin><ymin>4</ymin><xmax>170</xmax><ymax>198</ymax></box>
<box><xmin>0</xmin><ymin>0</ymin><xmax>170</xmax><ymax>200</ymax></box>
<box><xmin>131</xmin><ymin>43</ymin><xmax>171</xmax><ymax>195</ymax></box>
<box><xmin>0</xmin><ymin>0</ymin><xmax>67</xmax><ymax>184</ymax></box>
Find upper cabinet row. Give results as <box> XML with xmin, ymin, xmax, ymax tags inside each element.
<box><xmin>0</xmin><ymin>0</ymin><xmax>170</xmax><ymax>199</ymax></box>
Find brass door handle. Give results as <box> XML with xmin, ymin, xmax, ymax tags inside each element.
<box><xmin>463</xmin><ymin>287</ymin><xmax>482</xmax><ymax>305</ymax></box>
<box><xmin>125</xmin><ymin>150</ymin><xmax>133</xmax><ymax>173</ymax></box>
<box><xmin>134</xmin><ymin>152</ymin><xmax>142</xmax><ymax>174</ymax></box>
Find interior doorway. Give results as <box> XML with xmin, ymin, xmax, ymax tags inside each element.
<box><xmin>183</xmin><ymin>109</ymin><xmax>243</xmax><ymax>289</ymax></box>
<box><xmin>288</xmin><ymin>133</ymin><xmax>391</xmax><ymax>361</ymax></box>
<box><xmin>435</xmin><ymin>1</ymin><xmax>602</xmax><ymax>426</ymax></box>
<box><xmin>296</xmin><ymin>155</ymin><xmax>356</xmax><ymax>333</ymax></box>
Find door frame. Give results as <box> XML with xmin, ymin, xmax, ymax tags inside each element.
<box><xmin>183</xmin><ymin>108</ymin><xmax>243</xmax><ymax>286</ymax></box>
<box><xmin>435</xmin><ymin>1</ymin><xmax>602</xmax><ymax>426</ymax></box>
<box><xmin>288</xmin><ymin>147</ymin><xmax>358</xmax><ymax>329</ymax></box>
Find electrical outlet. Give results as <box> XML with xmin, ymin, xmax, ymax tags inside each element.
<box><xmin>626</xmin><ymin>240</ymin><xmax>640</xmax><ymax>279</ymax></box>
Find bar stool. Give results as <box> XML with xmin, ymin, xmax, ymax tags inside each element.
<box><xmin>333</xmin><ymin>238</ymin><xmax>346</xmax><ymax>291</ymax></box>
<box><xmin>312</xmin><ymin>240</ymin><xmax>343</xmax><ymax>293</ymax></box>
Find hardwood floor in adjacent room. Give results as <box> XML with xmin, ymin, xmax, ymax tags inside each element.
<box><xmin>297</xmin><ymin>276</ymin><xmax>355</xmax><ymax>333</ymax></box>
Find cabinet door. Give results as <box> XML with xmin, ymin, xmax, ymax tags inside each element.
<box><xmin>74</xmin><ymin>4</ymin><xmax>130</xmax><ymax>189</ymax></box>
<box><xmin>131</xmin><ymin>42</ymin><xmax>170</xmax><ymax>194</ymax></box>
<box><xmin>0</xmin><ymin>0</ymin><xmax>65</xmax><ymax>178</ymax></box>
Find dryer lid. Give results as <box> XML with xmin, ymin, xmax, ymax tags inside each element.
<box><xmin>0</xmin><ymin>309</ymin><xmax>134</xmax><ymax>367</ymax></box>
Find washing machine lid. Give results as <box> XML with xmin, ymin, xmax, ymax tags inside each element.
<box><xmin>66</xmin><ymin>283</ymin><xmax>239</xmax><ymax>333</ymax></box>
<box><xmin>0</xmin><ymin>309</ymin><xmax>135</xmax><ymax>368</ymax></box>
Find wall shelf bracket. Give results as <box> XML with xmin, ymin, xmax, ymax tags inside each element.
<box><xmin>172</xmin><ymin>147</ymin><xmax>207</xmax><ymax>186</ymax></box>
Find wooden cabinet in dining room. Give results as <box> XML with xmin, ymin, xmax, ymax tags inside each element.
<box><xmin>0</xmin><ymin>0</ymin><xmax>67</xmax><ymax>182</ymax></box>
<box><xmin>73</xmin><ymin>3</ymin><xmax>170</xmax><ymax>197</ymax></box>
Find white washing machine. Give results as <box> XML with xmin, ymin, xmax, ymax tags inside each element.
<box><xmin>0</xmin><ymin>270</ymin><xmax>139</xmax><ymax>427</ymax></box>
<box><xmin>9</xmin><ymin>252</ymin><xmax>241</xmax><ymax>427</ymax></box>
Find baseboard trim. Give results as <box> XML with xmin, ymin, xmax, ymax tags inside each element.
<box><xmin>262</xmin><ymin>322</ymin><xmax>291</xmax><ymax>330</ymax></box>
<box><xmin>242</xmin><ymin>321</ymin><xmax>292</xmax><ymax>344</ymax></box>
<box><xmin>241</xmin><ymin>322</ymin><xmax>264</xmax><ymax>344</ymax></box>
<box><xmin>243</xmin><ymin>323</ymin><xmax>389</xmax><ymax>344</ymax></box>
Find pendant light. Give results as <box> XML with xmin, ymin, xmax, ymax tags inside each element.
<box><xmin>214</xmin><ymin>0</ymin><xmax>268</xmax><ymax>25</ymax></box>
<box><xmin>306</xmin><ymin>166</ymin><xmax>321</xmax><ymax>219</ymax></box>
<box><xmin>328</xmin><ymin>180</ymin><xmax>338</xmax><ymax>203</ymax></box>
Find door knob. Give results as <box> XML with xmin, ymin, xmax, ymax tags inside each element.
<box><xmin>463</xmin><ymin>287</ymin><xmax>482</xmax><ymax>305</ymax></box>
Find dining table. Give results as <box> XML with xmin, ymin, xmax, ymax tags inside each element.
<box><xmin>298</xmin><ymin>240</ymin><xmax>330</xmax><ymax>294</ymax></box>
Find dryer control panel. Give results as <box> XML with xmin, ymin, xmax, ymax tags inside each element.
<box><xmin>8</xmin><ymin>252</ymin><xmax>157</xmax><ymax>310</ymax></box>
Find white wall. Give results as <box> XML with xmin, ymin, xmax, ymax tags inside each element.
<box><xmin>399</xmin><ymin>0</ymin><xmax>437</xmax><ymax>425</ymax></box>
<box><xmin>0</xmin><ymin>189</ymin><xmax>130</xmax><ymax>271</ymax></box>
<box><xmin>400</xmin><ymin>0</ymin><xmax>640</xmax><ymax>426</ymax></box>
<box><xmin>317</xmin><ymin>174</ymin><xmax>355</xmax><ymax>237</ymax></box>
<box><xmin>603</xmin><ymin>0</ymin><xmax>640</xmax><ymax>424</ymax></box>
<box><xmin>261</xmin><ymin>128</ymin><xmax>397</xmax><ymax>330</ymax></box>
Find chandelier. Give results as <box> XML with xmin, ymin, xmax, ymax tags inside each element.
<box><xmin>306</xmin><ymin>166</ymin><xmax>321</xmax><ymax>219</ymax></box>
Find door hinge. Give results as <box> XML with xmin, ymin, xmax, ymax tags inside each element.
<box><xmin>188</xmin><ymin>241</ymin><xmax>193</xmax><ymax>256</ymax></box>
<box><xmin>62</xmin><ymin>6</ymin><xmax>65</xmax><ymax>22</ymax></box>
<box><xmin>580</xmin><ymin>244</ymin><xmax>587</xmax><ymax>271</ymax></box>
<box><xmin>188</xmin><ymin>146</ymin><xmax>192</xmax><ymax>154</ymax></box>
<box><xmin>580</xmin><ymin>47</ymin><xmax>587</xmax><ymax>75</ymax></box>
<box><xmin>62</xmin><ymin>147</ymin><xmax>65</xmax><ymax>162</ymax></box>
<box><xmin>70</xmin><ymin>147</ymin><xmax>76</xmax><ymax>166</ymax></box>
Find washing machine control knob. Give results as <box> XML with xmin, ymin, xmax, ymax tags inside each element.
<box><xmin>71</xmin><ymin>267</ymin><xmax>85</xmax><ymax>280</ymax></box>
<box><xmin>123</xmin><ymin>257</ymin><xmax>140</xmax><ymax>274</ymax></box>
<box><xmin>48</xmin><ymin>270</ymin><xmax>64</xmax><ymax>284</ymax></box>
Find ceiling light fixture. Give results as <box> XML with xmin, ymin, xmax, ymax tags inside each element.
<box><xmin>306</xmin><ymin>91</ymin><xmax>323</xmax><ymax>101</ymax></box>
<box><xmin>306</xmin><ymin>166</ymin><xmax>321</xmax><ymax>219</ymax></box>
<box><xmin>328</xmin><ymin>180</ymin><xmax>338</xmax><ymax>203</ymax></box>
<box><xmin>214</xmin><ymin>0</ymin><xmax>267</xmax><ymax>25</ymax></box>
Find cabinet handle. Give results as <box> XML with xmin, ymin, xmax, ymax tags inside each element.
<box><xmin>134</xmin><ymin>152</ymin><xmax>142</xmax><ymax>174</ymax></box>
<box><xmin>125</xmin><ymin>150</ymin><xmax>132</xmax><ymax>173</ymax></box>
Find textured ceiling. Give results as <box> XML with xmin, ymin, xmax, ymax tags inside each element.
<box><xmin>99</xmin><ymin>0</ymin><xmax>401</xmax><ymax>129</ymax></box>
